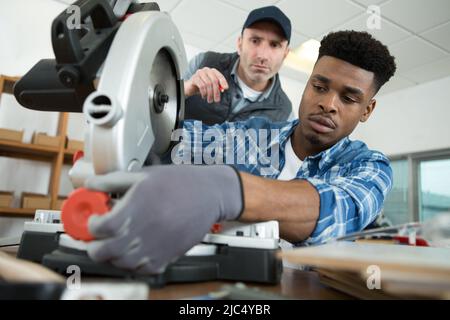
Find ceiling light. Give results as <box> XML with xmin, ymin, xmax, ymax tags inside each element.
<box><xmin>285</xmin><ymin>39</ymin><xmax>320</xmax><ymax>74</ymax></box>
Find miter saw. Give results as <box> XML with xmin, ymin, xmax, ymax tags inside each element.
<box><xmin>14</xmin><ymin>0</ymin><xmax>282</xmax><ymax>287</ymax></box>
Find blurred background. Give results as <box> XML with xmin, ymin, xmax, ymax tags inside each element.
<box><xmin>1</xmin><ymin>0</ymin><xmax>450</xmax><ymax>238</ymax></box>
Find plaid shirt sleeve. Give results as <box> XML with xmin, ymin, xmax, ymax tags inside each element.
<box><xmin>302</xmin><ymin>153</ymin><xmax>393</xmax><ymax>246</ymax></box>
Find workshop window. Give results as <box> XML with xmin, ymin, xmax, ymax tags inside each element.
<box><xmin>419</xmin><ymin>158</ymin><xmax>450</xmax><ymax>221</ymax></box>
<box><xmin>383</xmin><ymin>150</ymin><xmax>450</xmax><ymax>225</ymax></box>
<box><xmin>383</xmin><ymin>160</ymin><xmax>410</xmax><ymax>225</ymax></box>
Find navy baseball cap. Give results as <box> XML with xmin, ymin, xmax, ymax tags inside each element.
<box><xmin>242</xmin><ymin>6</ymin><xmax>291</xmax><ymax>43</ymax></box>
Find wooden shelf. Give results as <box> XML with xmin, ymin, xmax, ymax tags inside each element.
<box><xmin>1</xmin><ymin>75</ymin><xmax>73</xmax><ymax>217</ymax></box>
<box><xmin>0</xmin><ymin>140</ymin><xmax>81</xmax><ymax>164</ymax></box>
<box><xmin>0</xmin><ymin>139</ymin><xmax>59</xmax><ymax>162</ymax></box>
<box><xmin>64</xmin><ymin>148</ymin><xmax>77</xmax><ymax>164</ymax></box>
<box><xmin>0</xmin><ymin>207</ymin><xmax>36</xmax><ymax>217</ymax></box>
<box><xmin>1</xmin><ymin>76</ymin><xmax>19</xmax><ymax>95</ymax></box>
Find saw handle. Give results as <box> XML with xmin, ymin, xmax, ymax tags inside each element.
<box><xmin>52</xmin><ymin>0</ymin><xmax>118</xmax><ymax>67</ymax></box>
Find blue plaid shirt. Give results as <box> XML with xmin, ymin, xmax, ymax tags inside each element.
<box><xmin>173</xmin><ymin>117</ymin><xmax>393</xmax><ymax>246</ymax></box>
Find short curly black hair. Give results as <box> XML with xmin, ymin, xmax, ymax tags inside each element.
<box><xmin>318</xmin><ymin>30</ymin><xmax>396</xmax><ymax>93</ymax></box>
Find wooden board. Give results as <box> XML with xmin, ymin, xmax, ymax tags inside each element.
<box><xmin>280</xmin><ymin>242</ymin><xmax>450</xmax><ymax>299</ymax></box>
<box><xmin>0</xmin><ymin>208</ymin><xmax>36</xmax><ymax>217</ymax></box>
<box><xmin>280</xmin><ymin>242</ymin><xmax>450</xmax><ymax>280</ymax></box>
<box><xmin>317</xmin><ymin>269</ymin><xmax>397</xmax><ymax>300</ymax></box>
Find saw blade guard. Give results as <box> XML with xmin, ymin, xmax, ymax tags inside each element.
<box><xmin>83</xmin><ymin>11</ymin><xmax>187</xmax><ymax>175</ymax></box>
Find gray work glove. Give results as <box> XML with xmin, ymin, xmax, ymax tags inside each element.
<box><xmin>84</xmin><ymin>165</ymin><xmax>244</xmax><ymax>274</ymax></box>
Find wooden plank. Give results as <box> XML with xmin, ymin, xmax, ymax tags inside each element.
<box><xmin>1</xmin><ymin>75</ymin><xmax>20</xmax><ymax>82</ymax></box>
<box><xmin>0</xmin><ymin>76</ymin><xmax>4</xmax><ymax>100</ymax></box>
<box><xmin>49</xmin><ymin>113</ymin><xmax>69</xmax><ymax>209</ymax></box>
<box><xmin>0</xmin><ymin>250</ymin><xmax>64</xmax><ymax>283</ymax></box>
<box><xmin>0</xmin><ymin>152</ymin><xmax>54</xmax><ymax>163</ymax></box>
<box><xmin>0</xmin><ymin>139</ymin><xmax>59</xmax><ymax>160</ymax></box>
<box><xmin>2</xmin><ymin>77</ymin><xmax>18</xmax><ymax>95</ymax></box>
<box><xmin>0</xmin><ymin>207</ymin><xmax>35</xmax><ymax>217</ymax></box>
<box><xmin>316</xmin><ymin>269</ymin><xmax>397</xmax><ymax>300</ymax></box>
<box><xmin>64</xmin><ymin>148</ymin><xmax>76</xmax><ymax>165</ymax></box>
<box><xmin>280</xmin><ymin>242</ymin><xmax>450</xmax><ymax>280</ymax></box>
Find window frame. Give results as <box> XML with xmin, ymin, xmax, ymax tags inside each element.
<box><xmin>388</xmin><ymin>148</ymin><xmax>450</xmax><ymax>222</ymax></box>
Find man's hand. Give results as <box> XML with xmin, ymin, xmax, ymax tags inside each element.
<box><xmin>84</xmin><ymin>165</ymin><xmax>243</xmax><ymax>274</ymax></box>
<box><xmin>184</xmin><ymin>67</ymin><xmax>229</xmax><ymax>103</ymax></box>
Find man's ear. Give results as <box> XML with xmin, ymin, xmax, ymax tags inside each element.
<box><xmin>237</xmin><ymin>36</ymin><xmax>243</xmax><ymax>56</ymax></box>
<box><xmin>360</xmin><ymin>99</ymin><xmax>376</xmax><ymax>123</ymax></box>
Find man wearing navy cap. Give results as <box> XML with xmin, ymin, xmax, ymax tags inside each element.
<box><xmin>183</xmin><ymin>6</ymin><xmax>293</xmax><ymax>125</ymax></box>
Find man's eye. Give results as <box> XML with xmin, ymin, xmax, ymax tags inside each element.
<box><xmin>343</xmin><ymin>96</ymin><xmax>356</xmax><ymax>103</ymax></box>
<box><xmin>313</xmin><ymin>85</ymin><xmax>326</xmax><ymax>92</ymax></box>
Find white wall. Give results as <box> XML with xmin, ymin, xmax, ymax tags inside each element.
<box><xmin>0</xmin><ymin>1</ymin><xmax>89</xmax><ymax>238</ymax></box>
<box><xmin>279</xmin><ymin>75</ymin><xmax>304</xmax><ymax>118</ymax></box>
<box><xmin>351</xmin><ymin>76</ymin><xmax>450</xmax><ymax>156</ymax></box>
<box><xmin>0</xmin><ymin>1</ymin><xmax>67</xmax><ymax>238</ymax></box>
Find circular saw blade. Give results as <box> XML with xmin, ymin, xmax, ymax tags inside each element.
<box><xmin>148</xmin><ymin>49</ymin><xmax>179</xmax><ymax>155</ymax></box>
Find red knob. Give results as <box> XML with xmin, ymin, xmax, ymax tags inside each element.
<box><xmin>61</xmin><ymin>188</ymin><xmax>111</xmax><ymax>241</ymax></box>
<box><xmin>210</xmin><ymin>223</ymin><xmax>222</xmax><ymax>234</ymax></box>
